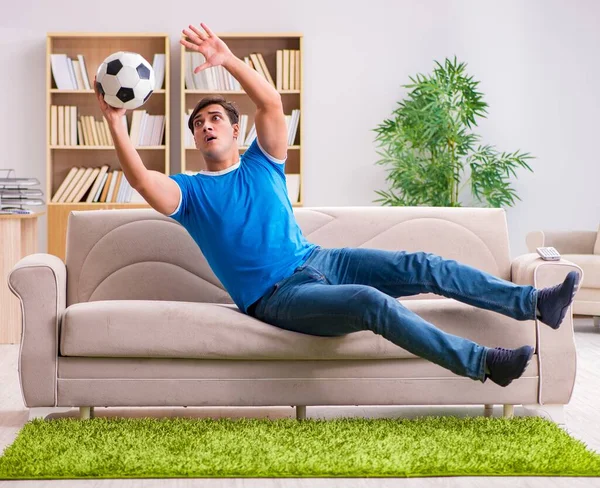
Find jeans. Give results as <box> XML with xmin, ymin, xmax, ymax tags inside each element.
<box><xmin>247</xmin><ymin>246</ymin><xmax>538</xmax><ymax>382</ymax></box>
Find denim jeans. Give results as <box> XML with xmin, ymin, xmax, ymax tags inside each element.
<box><xmin>248</xmin><ymin>246</ymin><xmax>538</xmax><ymax>382</ymax></box>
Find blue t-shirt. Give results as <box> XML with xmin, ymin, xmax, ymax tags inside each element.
<box><xmin>168</xmin><ymin>139</ymin><xmax>318</xmax><ymax>314</ymax></box>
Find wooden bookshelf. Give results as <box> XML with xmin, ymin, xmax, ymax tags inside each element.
<box><xmin>46</xmin><ymin>33</ymin><xmax>170</xmax><ymax>260</ymax></box>
<box><xmin>180</xmin><ymin>33</ymin><xmax>303</xmax><ymax>206</ymax></box>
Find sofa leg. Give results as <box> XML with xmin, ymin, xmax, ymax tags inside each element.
<box><xmin>80</xmin><ymin>407</ymin><xmax>94</xmax><ymax>420</ymax></box>
<box><xmin>483</xmin><ymin>404</ymin><xmax>494</xmax><ymax>417</ymax></box>
<box><xmin>503</xmin><ymin>405</ymin><xmax>514</xmax><ymax>418</ymax></box>
<box><xmin>522</xmin><ymin>404</ymin><xmax>566</xmax><ymax>429</ymax></box>
<box><xmin>28</xmin><ymin>407</ymin><xmax>74</xmax><ymax>421</ymax></box>
<box><xmin>594</xmin><ymin>316</ymin><xmax>600</xmax><ymax>328</ymax></box>
<box><xmin>296</xmin><ymin>405</ymin><xmax>306</xmax><ymax>421</ymax></box>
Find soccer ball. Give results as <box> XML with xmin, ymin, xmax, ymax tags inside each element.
<box><xmin>96</xmin><ymin>51</ymin><xmax>155</xmax><ymax>110</ymax></box>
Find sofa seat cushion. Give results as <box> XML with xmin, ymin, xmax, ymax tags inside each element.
<box><xmin>60</xmin><ymin>299</ymin><xmax>536</xmax><ymax>360</ymax></box>
<box><xmin>562</xmin><ymin>254</ymin><xmax>600</xmax><ymax>289</ymax></box>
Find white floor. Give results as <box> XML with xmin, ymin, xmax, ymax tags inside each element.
<box><xmin>1</xmin><ymin>317</ymin><xmax>599</xmax><ymax>488</ymax></box>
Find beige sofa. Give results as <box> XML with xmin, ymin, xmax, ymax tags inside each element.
<box><xmin>8</xmin><ymin>206</ymin><xmax>583</xmax><ymax>424</ymax></box>
<box><xmin>526</xmin><ymin>226</ymin><xmax>600</xmax><ymax>327</ymax></box>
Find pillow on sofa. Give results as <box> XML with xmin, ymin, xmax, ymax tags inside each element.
<box><xmin>595</xmin><ymin>224</ymin><xmax>600</xmax><ymax>255</ymax></box>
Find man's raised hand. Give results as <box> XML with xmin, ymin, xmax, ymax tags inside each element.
<box><xmin>181</xmin><ymin>23</ymin><xmax>234</xmax><ymax>73</ymax></box>
<box><xmin>94</xmin><ymin>76</ymin><xmax>126</xmax><ymax>126</ymax></box>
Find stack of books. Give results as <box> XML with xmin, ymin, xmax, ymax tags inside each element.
<box><xmin>50</xmin><ymin>166</ymin><xmax>145</xmax><ymax>204</ymax></box>
<box><xmin>50</xmin><ymin>53</ymin><xmax>165</xmax><ymax>90</ymax></box>
<box><xmin>184</xmin><ymin>50</ymin><xmax>299</xmax><ymax>91</ymax></box>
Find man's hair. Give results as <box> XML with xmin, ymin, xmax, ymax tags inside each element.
<box><xmin>187</xmin><ymin>95</ymin><xmax>239</xmax><ymax>134</ymax></box>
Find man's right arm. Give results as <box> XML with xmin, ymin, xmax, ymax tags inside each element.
<box><xmin>95</xmin><ymin>76</ymin><xmax>180</xmax><ymax>216</ymax></box>
<box><xmin>108</xmin><ymin>122</ymin><xmax>180</xmax><ymax>216</ymax></box>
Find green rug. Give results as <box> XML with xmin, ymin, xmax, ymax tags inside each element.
<box><xmin>1</xmin><ymin>416</ymin><xmax>600</xmax><ymax>479</ymax></box>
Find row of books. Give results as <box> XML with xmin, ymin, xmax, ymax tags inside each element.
<box><xmin>129</xmin><ymin>111</ymin><xmax>166</xmax><ymax>147</ymax></box>
<box><xmin>184</xmin><ymin>50</ymin><xmax>300</xmax><ymax>91</ymax></box>
<box><xmin>184</xmin><ymin>52</ymin><xmax>241</xmax><ymax>91</ymax></box>
<box><xmin>183</xmin><ymin>109</ymin><xmax>300</xmax><ymax>148</ymax></box>
<box><xmin>50</xmin><ymin>106</ymin><xmax>165</xmax><ymax>147</ymax></box>
<box><xmin>51</xmin><ymin>165</ymin><xmax>144</xmax><ymax>204</ymax></box>
<box><xmin>50</xmin><ymin>53</ymin><xmax>166</xmax><ymax>91</ymax></box>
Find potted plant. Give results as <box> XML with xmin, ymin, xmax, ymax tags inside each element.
<box><xmin>373</xmin><ymin>57</ymin><xmax>533</xmax><ymax>208</ymax></box>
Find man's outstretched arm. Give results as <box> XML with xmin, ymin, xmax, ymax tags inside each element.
<box><xmin>181</xmin><ymin>23</ymin><xmax>288</xmax><ymax>160</ymax></box>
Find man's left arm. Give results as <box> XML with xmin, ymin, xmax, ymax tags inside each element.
<box><xmin>182</xmin><ymin>23</ymin><xmax>288</xmax><ymax>161</ymax></box>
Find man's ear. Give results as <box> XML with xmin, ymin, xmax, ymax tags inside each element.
<box><xmin>232</xmin><ymin>123</ymin><xmax>240</xmax><ymax>140</ymax></box>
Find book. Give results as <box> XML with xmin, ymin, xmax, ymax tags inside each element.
<box><xmin>72</xmin><ymin>60</ymin><xmax>85</xmax><ymax>90</ymax></box>
<box><xmin>70</xmin><ymin>106</ymin><xmax>77</xmax><ymax>146</ymax></box>
<box><xmin>249</xmin><ymin>53</ymin><xmax>267</xmax><ymax>84</ymax></box>
<box><xmin>184</xmin><ymin>52</ymin><xmax>196</xmax><ymax>90</ymax></box>
<box><xmin>72</xmin><ymin>167</ymin><xmax>101</xmax><ymax>203</ymax></box>
<box><xmin>65</xmin><ymin>167</ymin><xmax>93</xmax><ymax>203</ymax></box>
<box><xmin>256</xmin><ymin>53</ymin><xmax>275</xmax><ymax>87</ymax></box>
<box><xmin>57</xmin><ymin>106</ymin><xmax>64</xmax><ymax>145</ymax></box>
<box><xmin>85</xmin><ymin>165</ymin><xmax>110</xmax><ymax>203</ymax></box>
<box><xmin>92</xmin><ymin>173</ymin><xmax>108</xmax><ymax>202</ymax></box>
<box><xmin>295</xmin><ymin>50</ymin><xmax>300</xmax><ymax>89</ymax></box>
<box><xmin>51</xmin><ymin>167</ymin><xmax>78</xmax><ymax>203</ymax></box>
<box><xmin>57</xmin><ymin>167</ymin><xmax>85</xmax><ymax>203</ymax></box>
<box><xmin>282</xmin><ymin>50</ymin><xmax>290</xmax><ymax>90</ymax></box>
<box><xmin>64</xmin><ymin>105</ymin><xmax>70</xmax><ymax>146</ymax></box>
<box><xmin>152</xmin><ymin>53</ymin><xmax>165</xmax><ymax>90</ymax></box>
<box><xmin>50</xmin><ymin>105</ymin><xmax>58</xmax><ymax>146</ymax></box>
<box><xmin>276</xmin><ymin>50</ymin><xmax>283</xmax><ymax>91</ymax></box>
<box><xmin>99</xmin><ymin>172</ymin><xmax>113</xmax><ymax>202</ymax></box>
<box><xmin>105</xmin><ymin>170</ymin><xmax>119</xmax><ymax>202</ymax></box>
<box><xmin>289</xmin><ymin>51</ymin><xmax>296</xmax><ymax>90</ymax></box>
<box><xmin>77</xmin><ymin>54</ymin><xmax>91</xmax><ymax>90</ymax></box>
<box><xmin>111</xmin><ymin>170</ymin><xmax>123</xmax><ymax>203</ymax></box>
<box><xmin>50</xmin><ymin>54</ymin><xmax>74</xmax><ymax>89</ymax></box>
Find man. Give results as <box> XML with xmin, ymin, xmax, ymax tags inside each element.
<box><xmin>95</xmin><ymin>22</ymin><xmax>580</xmax><ymax>388</ymax></box>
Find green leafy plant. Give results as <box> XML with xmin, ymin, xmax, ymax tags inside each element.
<box><xmin>373</xmin><ymin>57</ymin><xmax>534</xmax><ymax>208</ymax></box>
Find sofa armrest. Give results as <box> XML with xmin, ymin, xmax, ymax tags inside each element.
<box><xmin>7</xmin><ymin>253</ymin><xmax>66</xmax><ymax>407</ymax></box>
<box><xmin>511</xmin><ymin>253</ymin><xmax>584</xmax><ymax>405</ymax></box>
<box><xmin>525</xmin><ymin>230</ymin><xmax>597</xmax><ymax>254</ymax></box>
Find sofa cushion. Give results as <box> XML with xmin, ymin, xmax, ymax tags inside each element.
<box><xmin>60</xmin><ymin>299</ymin><xmax>535</xmax><ymax>360</ymax></box>
<box><xmin>594</xmin><ymin>224</ymin><xmax>600</xmax><ymax>255</ymax></box>
<box><xmin>562</xmin><ymin>254</ymin><xmax>600</xmax><ymax>289</ymax></box>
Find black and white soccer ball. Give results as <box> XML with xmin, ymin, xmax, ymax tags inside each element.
<box><xmin>96</xmin><ymin>51</ymin><xmax>155</xmax><ymax>110</ymax></box>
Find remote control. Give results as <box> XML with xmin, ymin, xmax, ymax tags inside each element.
<box><xmin>536</xmin><ymin>246</ymin><xmax>561</xmax><ymax>261</ymax></box>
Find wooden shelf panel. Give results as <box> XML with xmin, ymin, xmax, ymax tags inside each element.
<box><xmin>184</xmin><ymin>145</ymin><xmax>300</xmax><ymax>151</ymax></box>
<box><xmin>51</xmin><ymin>89</ymin><xmax>166</xmax><ymax>94</ymax></box>
<box><xmin>185</xmin><ymin>90</ymin><xmax>299</xmax><ymax>95</ymax></box>
<box><xmin>51</xmin><ymin>146</ymin><xmax>165</xmax><ymax>150</ymax></box>
<box><xmin>48</xmin><ymin>202</ymin><xmax>149</xmax><ymax>206</ymax></box>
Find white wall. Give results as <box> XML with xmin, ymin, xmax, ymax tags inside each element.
<box><xmin>1</xmin><ymin>0</ymin><xmax>598</xmax><ymax>259</ymax></box>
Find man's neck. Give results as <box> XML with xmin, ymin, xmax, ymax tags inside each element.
<box><xmin>203</xmin><ymin>152</ymin><xmax>240</xmax><ymax>173</ymax></box>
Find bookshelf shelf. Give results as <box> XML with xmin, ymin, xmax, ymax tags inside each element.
<box><xmin>48</xmin><ymin>202</ymin><xmax>148</xmax><ymax>206</ymax></box>
<box><xmin>184</xmin><ymin>145</ymin><xmax>300</xmax><ymax>151</ymax></box>
<box><xmin>181</xmin><ymin>33</ymin><xmax>303</xmax><ymax>206</ymax></box>
<box><xmin>185</xmin><ymin>90</ymin><xmax>299</xmax><ymax>95</ymax></box>
<box><xmin>50</xmin><ymin>89</ymin><xmax>167</xmax><ymax>94</ymax></box>
<box><xmin>50</xmin><ymin>146</ymin><xmax>166</xmax><ymax>150</ymax></box>
<box><xmin>47</xmin><ymin>32</ymin><xmax>170</xmax><ymax>260</ymax></box>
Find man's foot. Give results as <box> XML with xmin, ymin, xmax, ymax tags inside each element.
<box><xmin>485</xmin><ymin>345</ymin><xmax>534</xmax><ymax>387</ymax></box>
<box><xmin>536</xmin><ymin>271</ymin><xmax>580</xmax><ymax>329</ymax></box>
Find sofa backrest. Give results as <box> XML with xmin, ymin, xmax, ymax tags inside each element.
<box><xmin>65</xmin><ymin>206</ymin><xmax>511</xmax><ymax>307</ymax></box>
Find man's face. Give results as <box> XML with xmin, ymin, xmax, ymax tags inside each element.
<box><xmin>192</xmin><ymin>104</ymin><xmax>239</xmax><ymax>157</ymax></box>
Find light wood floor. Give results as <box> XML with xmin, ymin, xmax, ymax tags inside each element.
<box><xmin>1</xmin><ymin>317</ymin><xmax>599</xmax><ymax>488</ymax></box>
